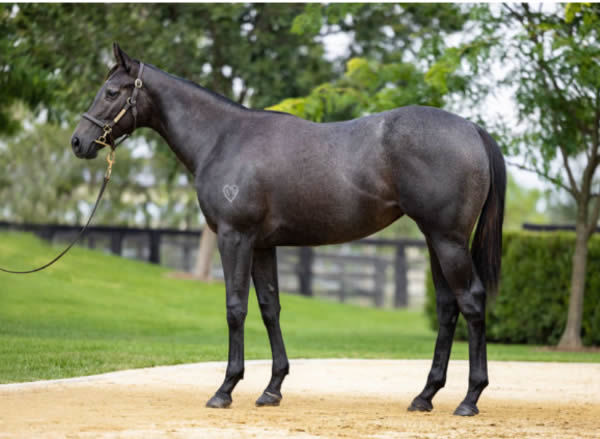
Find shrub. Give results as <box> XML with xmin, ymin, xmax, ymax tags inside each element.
<box><xmin>425</xmin><ymin>231</ymin><xmax>600</xmax><ymax>346</ymax></box>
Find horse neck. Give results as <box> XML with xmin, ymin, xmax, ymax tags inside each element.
<box><xmin>142</xmin><ymin>65</ymin><xmax>245</xmax><ymax>175</ymax></box>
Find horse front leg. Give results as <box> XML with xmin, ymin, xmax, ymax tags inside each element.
<box><xmin>206</xmin><ymin>226</ymin><xmax>255</xmax><ymax>408</ymax></box>
<box><xmin>252</xmin><ymin>247</ymin><xmax>289</xmax><ymax>407</ymax></box>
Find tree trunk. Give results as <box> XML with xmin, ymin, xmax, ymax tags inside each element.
<box><xmin>194</xmin><ymin>227</ymin><xmax>217</xmax><ymax>280</ymax></box>
<box><xmin>558</xmin><ymin>219</ymin><xmax>588</xmax><ymax>349</ymax></box>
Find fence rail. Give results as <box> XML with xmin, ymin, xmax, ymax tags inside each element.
<box><xmin>522</xmin><ymin>223</ymin><xmax>600</xmax><ymax>233</ymax></box>
<box><xmin>0</xmin><ymin>221</ymin><xmax>427</xmax><ymax>308</ymax></box>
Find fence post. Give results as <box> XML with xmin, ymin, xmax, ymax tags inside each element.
<box><xmin>149</xmin><ymin>231</ymin><xmax>161</xmax><ymax>264</ymax></box>
<box><xmin>394</xmin><ymin>244</ymin><xmax>408</xmax><ymax>307</ymax></box>
<box><xmin>36</xmin><ymin>225</ymin><xmax>55</xmax><ymax>243</ymax></box>
<box><xmin>110</xmin><ymin>231</ymin><xmax>123</xmax><ymax>256</ymax></box>
<box><xmin>339</xmin><ymin>261</ymin><xmax>346</xmax><ymax>303</ymax></box>
<box><xmin>374</xmin><ymin>259</ymin><xmax>386</xmax><ymax>307</ymax></box>
<box><xmin>298</xmin><ymin>247</ymin><xmax>314</xmax><ymax>296</ymax></box>
<box><xmin>182</xmin><ymin>240</ymin><xmax>192</xmax><ymax>272</ymax></box>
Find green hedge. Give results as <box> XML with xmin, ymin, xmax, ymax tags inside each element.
<box><xmin>425</xmin><ymin>231</ymin><xmax>600</xmax><ymax>346</ymax></box>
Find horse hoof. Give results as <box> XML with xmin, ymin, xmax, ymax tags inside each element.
<box><xmin>407</xmin><ymin>397</ymin><xmax>433</xmax><ymax>412</ymax></box>
<box><xmin>206</xmin><ymin>392</ymin><xmax>232</xmax><ymax>409</ymax></box>
<box><xmin>453</xmin><ymin>402</ymin><xmax>479</xmax><ymax>416</ymax></box>
<box><xmin>256</xmin><ymin>390</ymin><xmax>282</xmax><ymax>407</ymax></box>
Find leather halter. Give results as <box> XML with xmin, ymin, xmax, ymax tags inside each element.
<box><xmin>82</xmin><ymin>62</ymin><xmax>145</xmax><ymax>150</ymax></box>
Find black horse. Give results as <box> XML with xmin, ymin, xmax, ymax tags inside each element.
<box><xmin>72</xmin><ymin>44</ymin><xmax>505</xmax><ymax>416</ymax></box>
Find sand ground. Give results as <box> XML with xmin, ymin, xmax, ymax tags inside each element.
<box><xmin>1</xmin><ymin>359</ymin><xmax>599</xmax><ymax>438</ymax></box>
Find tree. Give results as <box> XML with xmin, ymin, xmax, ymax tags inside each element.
<box><xmin>503</xmin><ymin>173</ymin><xmax>548</xmax><ymax>230</ymax></box>
<box><xmin>430</xmin><ymin>3</ymin><xmax>600</xmax><ymax>347</ymax></box>
<box><xmin>0</xmin><ymin>5</ymin><xmax>52</xmax><ymax>135</ymax></box>
<box><xmin>545</xmin><ymin>192</ymin><xmax>578</xmax><ymax>225</ymax></box>
<box><xmin>268</xmin><ymin>57</ymin><xmax>454</xmax><ymax>121</ymax></box>
<box><xmin>290</xmin><ymin>3</ymin><xmax>467</xmax><ymax>64</ymax></box>
<box><xmin>5</xmin><ymin>4</ymin><xmax>334</xmax><ymax>120</ymax></box>
<box><xmin>0</xmin><ymin>113</ymin><xmax>152</xmax><ymax>225</ymax></box>
<box><xmin>3</xmin><ymin>4</ymin><xmax>469</xmax><ymax>277</ymax></box>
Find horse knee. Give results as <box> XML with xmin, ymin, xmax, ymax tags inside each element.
<box><xmin>226</xmin><ymin>305</ymin><xmax>247</xmax><ymax>329</ymax></box>
<box><xmin>259</xmin><ymin>302</ymin><xmax>280</xmax><ymax>327</ymax></box>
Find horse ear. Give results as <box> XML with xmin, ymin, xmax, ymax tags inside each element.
<box><xmin>113</xmin><ymin>42</ymin><xmax>134</xmax><ymax>73</ymax></box>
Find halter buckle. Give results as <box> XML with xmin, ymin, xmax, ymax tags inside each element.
<box><xmin>105</xmin><ymin>149</ymin><xmax>116</xmax><ymax>179</ymax></box>
<box><xmin>135</xmin><ymin>78</ymin><xmax>142</xmax><ymax>88</ymax></box>
<box><xmin>93</xmin><ymin>124</ymin><xmax>113</xmax><ymax>149</ymax></box>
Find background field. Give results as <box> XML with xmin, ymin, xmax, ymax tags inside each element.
<box><xmin>1</xmin><ymin>232</ymin><xmax>599</xmax><ymax>384</ymax></box>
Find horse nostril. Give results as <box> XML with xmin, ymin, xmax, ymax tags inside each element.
<box><xmin>71</xmin><ymin>136</ymin><xmax>81</xmax><ymax>151</ymax></box>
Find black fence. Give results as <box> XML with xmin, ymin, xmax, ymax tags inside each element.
<box><xmin>522</xmin><ymin>223</ymin><xmax>600</xmax><ymax>233</ymax></box>
<box><xmin>276</xmin><ymin>239</ymin><xmax>426</xmax><ymax>307</ymax></box>
<box><xmin>0</xmin><ymin>221</ymin><xmax>427</xmax><ymax>308</ymax></box>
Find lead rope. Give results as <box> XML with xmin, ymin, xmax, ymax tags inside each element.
<box><xmin>0</xmin><ymin>149</ymin><xmax>115</xmax><ymax>274</ymax></box>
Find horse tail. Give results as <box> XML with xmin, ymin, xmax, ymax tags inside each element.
<box><xmin>471</xmin><ymin>125</ymin><xmax>506</xmax><ymax>296</ymax></box>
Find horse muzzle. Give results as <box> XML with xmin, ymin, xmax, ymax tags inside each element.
<box><xmin>71</xmin><ymin>135</ymin><xmax>99</xmax><ymax>159</ymax></box>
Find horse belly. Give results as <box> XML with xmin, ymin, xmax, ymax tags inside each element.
<box><xmin>254</xmin><ymin>114</ymin><xmax>402</xmax><ymax>247</ymax></box>
<box><xmin>259</xmin><ymin>179</ymin><xmax>402</xmax><ymax>247</ymax></box>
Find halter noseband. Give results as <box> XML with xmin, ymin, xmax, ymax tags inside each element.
<box><xmin>82</xmin><ymin>62</ymin><xmax>145</xmax><ymax>150</ymax></box>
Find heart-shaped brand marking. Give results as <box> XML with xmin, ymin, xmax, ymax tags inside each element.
<box><xmin>223</xmin><ymin>184</ymin><xmax>239</xmax><ymax>203</ymax></box>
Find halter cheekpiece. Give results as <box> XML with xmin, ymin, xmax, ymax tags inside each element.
<box><xmin>82</xmin><ymin>62</ymin><xmax>145</xmax><ymax>150</ymax></box>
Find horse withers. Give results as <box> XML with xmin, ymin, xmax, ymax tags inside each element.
<box><xmin>71</xmin><ymin>43</ymin><xmax>505</xmax><ymax>416</ymax></box>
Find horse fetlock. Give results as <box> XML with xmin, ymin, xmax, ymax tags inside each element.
<box><xmin>428</xmin><ymin>377</ymin><xmax>446</xmax><ymax>391</ymax></box>
<box><xmin>225</xmin><ymin>366</ymin><xmax>245</xmax><ymax>382</ymax></box>
<box><xmin>273</xmin><ymin>362</ymin><xmax>290</xmax><ymax>377</ymax></box>
<box><xmin>469</xmin><ymin>374</ymin><xmax>489</xmax><ymax>392</ymax></box>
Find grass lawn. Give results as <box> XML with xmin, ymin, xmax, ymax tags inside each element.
<box><xmin>1</xmin><ymin>231</ymin><xmax>599</xmax><ymax>383</ymax></box>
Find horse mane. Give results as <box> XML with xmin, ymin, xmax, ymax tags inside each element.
<box><xmin>159</xmin><ymin>67</ymin><xmax>249</xmax><ymax>111</ymax></box>
<box><xmin>105</xmin><ymin>61</ymin><xmax>290</xmax><ymax>116</ymax></box>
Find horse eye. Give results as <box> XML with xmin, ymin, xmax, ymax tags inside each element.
<box><xmin>105</xmin><ymin>89</ymin><xmax>120</xmax><ymax>99</ymax></box>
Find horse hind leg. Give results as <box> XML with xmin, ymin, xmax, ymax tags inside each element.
<box><xmin>408</xmin><ymin>238</ymin><xmax>459</xmax><ymax>412</ymax></box>
<box><xmin>423</xmin><ymin>233</ymin><xmax>488</xmax><ymax>416</ymax></box>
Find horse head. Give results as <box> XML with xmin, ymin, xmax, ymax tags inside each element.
<box><xmin>71</xmin><ymin>43</ymin><xmax>149</xmax><ymax>159</ymax></box>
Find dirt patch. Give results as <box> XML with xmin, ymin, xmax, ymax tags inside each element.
<box><xmin>1</xmin><ymin>360</ymin><xmax>599</xmax><ymax>438</ymax></box>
